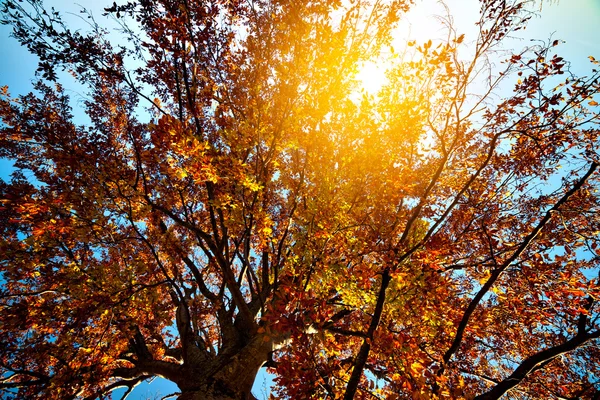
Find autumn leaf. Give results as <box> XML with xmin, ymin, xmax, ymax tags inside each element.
<box><xmin>1</xmin><ymin>1</ymin><xmax>600</xmax><ymax>400</ymax></box>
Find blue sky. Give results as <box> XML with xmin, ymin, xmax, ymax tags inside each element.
<box><xmin>1</xmin><ymin>0</ymin><xmax>599</xmax><ymax>399</ymax></box>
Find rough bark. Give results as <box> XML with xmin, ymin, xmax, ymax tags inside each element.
<box><xmin>173</xmin><ymin>334</ymin><xmax>275</xmax><ymax>400</ymax></box>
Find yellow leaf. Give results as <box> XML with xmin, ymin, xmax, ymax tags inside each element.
<box><xmin>262</xmin><ymin>226</ymin><xmax>272</xmax><ymax>237</ymax></box>
<box><xmin>242</xmin><ymin>177</ymin><xmax>262</xmax><ymax>192</ymax></box>
<box><xmin>589</xmin><ymin>100</ymin><xmax>599</xmax><ymax>106</ymax></box>
<box><xmin>410</xmin><ymin>361</ymin><xmax>424</xmax><ymax>374</ymax></box>
<box><xmin>479</xmin><ymin>270</ymin><xmax>491</xmax><ymax>284</ymax></box>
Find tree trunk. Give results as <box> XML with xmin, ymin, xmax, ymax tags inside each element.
<box><xmin>175</xmin><ymin>334</ymin><xmax>274</xmax><ymax>400</ymax></box>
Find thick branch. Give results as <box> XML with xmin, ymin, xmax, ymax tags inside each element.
<box><xmin>343</xmin><ymin>269</ymin><xmax>392</xmax><ymax>400</ymax></box>
<box><xmin>474</xmin><ymin>329</ymin><xmax>600</xmax><ymax>400</ymax></box>
<box><xmin>147</xmin><ymin>198</ymin><xmax>255</xmax><ymax>328</ymax></box>
<box><xmin>442</xmin><ymin>162</ymin><xmax>598</xmax><ymax>366</ymax></box>
<box><xmin>112</xmin><ymin>359</ymin><xmax>182</xmax><ymax>384</ymax></box>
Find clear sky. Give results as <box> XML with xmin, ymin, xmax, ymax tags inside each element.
<box><xmin>1</xmin><ymin>0</ymin><xmax>599</xmax><ymax>399</ymax></box>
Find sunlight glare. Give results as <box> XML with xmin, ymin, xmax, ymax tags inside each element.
<box><xmin>356</xmin><ymin>61</ymin><xmax>388</xmax><ymax>94</ymax></box>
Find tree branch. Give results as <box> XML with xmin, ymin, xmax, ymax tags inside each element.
<box><xmin>434</xmin><ymin>161</ymin><xmax>599</xmax><ymax>396</ymax></box>
<box><xmin>474</xmin><ymin>329</ymin><xmax>600</xmax><ymax>400</ymax></box>
<box><xmin>443</xmin><ymin>162</ymin><xmax>598</xmax><ymax>368</ymax></box>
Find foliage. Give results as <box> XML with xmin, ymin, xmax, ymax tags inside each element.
<box><xmin>1</xmin><ymin>0</ymin><xmax>600</xmax><ymax>398</ymax></box>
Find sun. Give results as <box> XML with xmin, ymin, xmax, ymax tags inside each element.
<box><xmin>355</xmin><ymin>60</ymin><xmax>389</xmax><ymax>94</ymax></box>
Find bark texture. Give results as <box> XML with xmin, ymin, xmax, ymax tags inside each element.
<box><xmin>174</xmin><ymin>334</ymin><xmax>274</xmax><ymax>400</ymax></box>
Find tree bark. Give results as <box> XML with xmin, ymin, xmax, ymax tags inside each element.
<box><xmin>173</xmin><ymin>334</ymin><xmax>275</xmax><ymax>400</ymax></box>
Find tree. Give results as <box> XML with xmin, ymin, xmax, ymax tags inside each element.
<box><xmin>1</xmin><ymin>0</ymin><xmax>599</xmax><ymax>398</ymax></box>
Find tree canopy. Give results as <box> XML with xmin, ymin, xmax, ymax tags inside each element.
<box><xmin>1</xmin><ymin>0</ymin><xmax>600</xmax><ymax>399</ymax></box>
